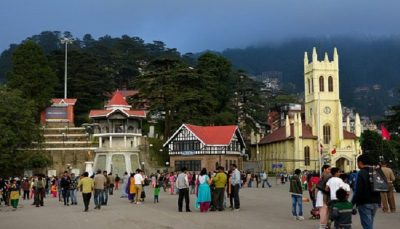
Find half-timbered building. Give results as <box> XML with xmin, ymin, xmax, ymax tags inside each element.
<box><xmin>164</xmin><ymin>124</ymin><xmax>246</xmax><ymax>172</ymax></box>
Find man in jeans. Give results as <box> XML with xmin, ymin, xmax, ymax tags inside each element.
<box><xmin>230</xmin><ymin>164</ymin><xmax>241</xmax><ymax>211</ymax></box>
<box><xmin>289</xmin><ymin>169</ymin><xmax>304</xmax><ymax>220</ymax></box>
<box><xmin>211</xmin><ymin>166</ymin><xmax>227</xmax><ymax>211</ymax></box>
<box><xmin>261</xmin><ymin>171</ymin><xmax>272</xmax><ymax>188</ymax></box>
<box><xmin>78</xmin><ymin>172</ymin><xmax>93</xmax><ymax>212</ymax></box>
<box><xmin>176</xmin><ymin>167</ymin><xmax>191</xmax><ymax>212</ymax></box>
<box><xmin>60</xmin><ymin>171</ymin><xmax>71</xmax><ymax>206</ymax></box>
<box><xmin>69</xmin><ymin>173</ymin><xmax>78</xmax><ymax>205</ymax></box>
<box><xmin>93</xmin><ymin>169</ymin><xmax>106</xmax><ymax>209</ymax></box>
<box><xmin>352</xmin><ymin>154</ymin><xmax>381</xmax><ymax>229</ymax></box>
<box><xmin>102</xmin><ymin>170</ymin><xmax>109</xmax><ymax>205</ymax></box>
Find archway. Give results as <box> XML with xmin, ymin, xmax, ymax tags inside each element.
<box><xmin>335</xmin><ymin>157</ymin><xmax>351</xmax><ymax>172</ymax></box>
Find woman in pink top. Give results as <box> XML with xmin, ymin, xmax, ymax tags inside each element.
<box><xmin>169</xmin><ymin>172</ymin><xmax>175</xmax><ymax>195</ymax></box>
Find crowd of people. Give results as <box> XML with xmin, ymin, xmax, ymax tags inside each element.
<box><xmin>289</xmin><ymin>154</ymin><xmax>397</xmax><ymax>229</ymax></box>
<box><xmin>0</xmin><ymin>156</ymin><xmax>397</xmax><ymax>229</ymax></box>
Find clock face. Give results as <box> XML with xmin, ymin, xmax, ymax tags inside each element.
<box><xmin>324</xmin><ymin>106</ymin><xmax>331</xmax><ymax>114</ymax></box>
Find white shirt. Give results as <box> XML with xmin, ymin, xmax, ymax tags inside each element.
<box><xmin>326</xmin><ymin>177</ymin><xmax>350</xmax><ymax>200</ymax></box>
<box><xmin>134</xmin><ymin>173</ymin><xmax>144</xmax><ymax>185</ymax></box>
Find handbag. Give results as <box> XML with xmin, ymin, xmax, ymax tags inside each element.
<box><xmin>369</xmin><ymin>166</ymin><xmax>388</xmax><ymax>192</ymax></box>
<box><xmin>140</xmin><ymin>190</ymin><xmax>146</xmax><ymax>199</ymax></box>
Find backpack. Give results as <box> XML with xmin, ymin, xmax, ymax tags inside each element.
<box><xmin>316</xmin><ymin>176</ymin><xmax>330</xmax><ymax>195</ymax></box>
<box><xmin>368</xmin><ymin>166</ymin><xmax>388</xmax><ymax>192</ymax></box>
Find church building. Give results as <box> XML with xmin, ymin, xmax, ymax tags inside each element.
<box><xmin>254</xmin><ymin>48</ymin><xmax>362</xmax><ymax>173</ymax></box>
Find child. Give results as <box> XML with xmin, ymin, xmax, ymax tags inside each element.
<box><xmin>9</xmin><ymin>180</ymin><xmax>20</xmax><ymax>210</ymax></box>
<box><xmin>50</xmin><ymin>181</ymin><xmax>57</xmax><ymax>198</ymax></box>
<box><xmin>331</xmin><ymin>188</ymin><xmax>356</xmax><ymax>229</ymax></box>
<box><xmin>154</xmin><ymin>185</ymin><xmax>160</xmax><ymax>203</ymax></box>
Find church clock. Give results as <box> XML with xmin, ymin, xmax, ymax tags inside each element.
<box><xmin>324</xmin><ymin>106</ymin><xmax>331</xmax><ymax>114</ymax></box>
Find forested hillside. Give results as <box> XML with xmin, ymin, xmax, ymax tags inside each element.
<box><xmin>221</xmin><ymin>36</ymin><xmax>400</xmax><ymax>118</ymax></box>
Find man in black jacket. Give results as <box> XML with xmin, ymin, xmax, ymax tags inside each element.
<box><xmin>352</xmin><ymin>154</ymin><xmax>380</xmax><ymax>229</ymax></box>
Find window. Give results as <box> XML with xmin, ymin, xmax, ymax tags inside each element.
<box><xmin>173</xmin><ymin>140</ymin><xmax>200</xmax><ymax>152</ymax></box>
<box><xmin>328</xmin><ymin>76</ymin><xmax>333</xmax><ymax>92</ymax></box>
<box><xmin>319</xmin><ymin>76</ymin><xmax>324</xmax><ymax>92</ymax></box>
<box><xmin>308</xmin><ymin>78</ymin><xmax>311</xmax><ymax>94</ymax></box>
<box><xmin>304</xmin><ymin>146</ymin><xmax>310</xmax><ymax>166</ymax></box>
<box><xmin>311</xmin><ymin>78</ymin><xmax>314</xmax><ymax>92</ymax></box>
<box><xmin>175</xmin><ymin>160</ymin><xmax>201</xmax><ymax>172</ymax></box>
<box><xmin>323</xmin><ymin>124</ymin><xmax>331</xmax><ymax>144</ymax></box>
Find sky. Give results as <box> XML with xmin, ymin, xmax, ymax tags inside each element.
<box><xmin>1</xmin><ymin>0</ymin><xmax>400</xmax><ymax>53</ymax></box>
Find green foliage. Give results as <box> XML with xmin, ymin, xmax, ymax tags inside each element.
<box><xmin>0</xmin><ymin>87</ymin><xmax>47</xmax><ymax>176</ymax></box>
<box><xmin>48</xmin><ymin>50</ymin><xmax>115</xmax><ymax>125</ymax></box>
<box><xmin>361</xmin><ymin>130</ymin><xmax>399</xmax><ymax>169</ymax></box>
<box><xmin>7</xmin><ymin>41</ymin><xmax>57</xmax><ymax>113</ymax></box>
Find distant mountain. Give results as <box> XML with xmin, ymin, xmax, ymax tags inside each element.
<box><xmin>219</xmin><ymin>36</ymin><xmax>400</xmax><ymax>119</ymax></box>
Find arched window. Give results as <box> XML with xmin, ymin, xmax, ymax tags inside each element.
<box><xmin>307</xmin><ymin>78</ymin><xmax>311</xmax><ymax>94</ymax></box>
<box><xmin>304</xmin><ymin>146</ymin><xmax>310</xmax><ymax>166</ymax></box>
<box><xmin>323</xmin><ymin>124</ymin><xmax>331</xmax><ymax>144</ymax></box>
<box><xmin>311</xmin><ymin>78</ymin><xmax>314</xmax><ymax>92</ymax></box>
<box><xmin>328</xmin><ymin>76</ymin><xmax>333</xmax><ymax>92</ymax></box>
<box><xmin>319</xmin><ymin>76</ymin><xmax>324</xmax><ymax>92</ymax></box>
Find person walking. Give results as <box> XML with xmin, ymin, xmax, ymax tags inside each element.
<box><xmin>9</xmin><ymin>179</ymin><xmax>20</xmax><ymax>210</ymax></box>
<box><xmin>176</xmin><ymin>167</ymin><xmax>191</xmax><ymax>212</ymax></box>
<box><xmin>34</xmin><ymin>175</ymin><xmax>45</xmax><ymax>207</ymax></box>
<box><xmin>60</xmin><ymin>171</ymin><xmax>71</xmax><ymax>206</ymax></box>
<box><xmin>154</xmin><ymin>184</ymin><xmax>160</xmax><ymax>203</ymax></box>
<box><xmin>230</xmin><ymin>164</ymin><xmax>241</xmax><ymax>211</ymax></box>
<box><xmin>121</xmin><ymin>172</ymin><xmax>129</xmax><ymax>198</ymax></box>
<box><xmin>134</xmin><ymin>169</ymin><xmax>144</xmax><ymax>204</ymax></box>
<box><xmin>77</xmin><ymin>172</ymin><xmax>94</xmax><ymax>212</ymax></box>
<box><xmin>114</xmin><ymin>174</ymin><xmax>120</xmax><ymax>190</ymax></box>
<box><xmin>169</xmin><ymin>172</ymin><xmax>176</xmax><ymax>195</ymax></box>
<box><xmin>210</xmin><ymin>166</ymin><xmax>227</xmax><ymax>211</ymax></box>
<box><xmin>316</xmin><ymin>165</ymin><xmax>332</xmax><ymax>229</ymax></box>
<box><xmin>102</xmin><ymin>170</ymin><xmax>110</xmax><ymax>205</ymax></box>
<box><xmin>69</xmin><ymin>173</ymin><xmax>78</xmax><ymax>205</ymax></box>
<box><xmin>21</xmin><ymin>178</ymin><xmax>30</xmax><ymax>200</ymax></box>
<box><xmin>93</xmin><ymin>169</ymin><xmax>106</xmax><ymax>209</ymax></box>
<box><xmin>380</xmin><ymin>161</ymin><xmax>396</xmax><ymax>213</ymax></box>
<box><xmin>108</xmin><ymin>172</ymin><xmax>115</xmax><ymax>195</ymax></box>
<box><xmin>196</xmin><ymin>168</ymin><xmax>212</xmax><ymax>212</ymax></box>
<box><xmin>352</xmin><ymin>154</ymin><xmax>381</xmax><ymax>229</ymax></box>
<box><xmin>289</xmin><ymin>169</ymin><xmax>304</xmax><ymax>220</ymax></box>
<box><xmin>261</xmin><ymin>171</ymin><xmax>272</xmax><ymax>188</ymax></box>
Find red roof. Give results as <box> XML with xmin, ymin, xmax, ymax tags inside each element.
<box><xmin>185</xmin><ymin>124</ymin><xmax>238</xmax><ymax>145</ymax></box>
<box><xmin>259</xmin><ymin>123</ymin><xmax>316</xmax><ymax>144</ymax></box>
<box><xmin>107</xmin><ymin>90</ymin><xmax>129</xmax><ymax>106</ymax></box>
<box><xmin>89</xmin><ymin>109</ymin><xmax>146</xmax><ymax>118</ymax></box>
<box><xmin>343</xmin><ymin>130</ymin><xmax>357</xmax><ymax>139</ymax></box>
<box><xmin>51</xmin><ymin>98</ymin><xmax>77</xmax><ymax>105</ymax></box>
<box><xmin>106</xmin><ymin>90</ymin><xmax>139</xmax><ymax>98</ymax></box>
<box><xmin>259</xmin><ymin>124</ymin><xmax>358</xmax><ymax>144</ymax></box>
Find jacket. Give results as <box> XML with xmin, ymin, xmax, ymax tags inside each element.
<box><xmin>352</xmin><ymin>167</ymin><xmax>381</xmax><ymax>206</ymax></box>
<box><xmin>289</xmin><ymin>174</ymin><xmax>303</xmax><ymax>195</ymax></box>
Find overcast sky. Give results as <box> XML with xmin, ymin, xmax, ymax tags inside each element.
<box><xmin>1</xmin><ymin>0</ymin><xmax>400</xmax><ymax>53</ymax></box>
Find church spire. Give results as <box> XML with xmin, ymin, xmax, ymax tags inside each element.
<box><xmin>312</xmin><ymin>47</ymin><xmax>318</xmax><ymax>62</ymax></box>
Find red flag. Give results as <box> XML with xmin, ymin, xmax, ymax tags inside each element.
<box><xmin>331</xmin><ymin>148</ymin><xmax>336</xmax><ymax>154</ymax></box>
<box><xmin>381</xmin><ymin>125</ymin><xmax>391</xmax><ymax>141</ymax></box>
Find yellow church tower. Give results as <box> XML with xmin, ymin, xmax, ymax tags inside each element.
<box><xmin>304</xmin><ymin>47</ymin><xmax>361</xmax><ymax>170</ymax></box>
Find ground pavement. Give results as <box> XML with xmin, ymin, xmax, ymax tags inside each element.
<box><xmin>1</xmin><ymin>181</ymin><xmax>399</xmax><ymax>229</ymax></box>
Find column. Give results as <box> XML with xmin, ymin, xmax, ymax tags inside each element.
<box><xmin>99</xmin><ymin>137</ymin><xmax>102</xmax><ymax>148</ymax></box>
<box><xmin>124</xmin><ymin>136</ymin><xmax>127</xmax><ymax>148</ymax></box>
<box><xmin>109</xmin><ymin>136</ymin><xmax>112</xmax><ymax>148</ymax></box>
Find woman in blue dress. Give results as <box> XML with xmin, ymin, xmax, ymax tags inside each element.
<box><xmin>196</xmin><ymin>168</ymin><xmax>212</xmax><ymax>212</ymax></box>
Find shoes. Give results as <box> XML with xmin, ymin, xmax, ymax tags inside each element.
<box><xmin>186</xmin><ymin>209</ymin><xmax>191</xmax><ymax>212</ymax></box>
<box><xmin>297</xmin><ymin>216</ymin><xmax>304</xmax><ymax>221</ymax></box>
<box><xmin>179</xmin><ymin>210</ymin><xmax>182</xmax><ymax>212</ymax></box>
<box><xmin>234</xmin><ymin>208</ymin><xmax>240</xmax><ymax>212</ymax></box>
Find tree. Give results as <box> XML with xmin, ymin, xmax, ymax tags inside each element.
<box><xmin>49</xmin><ymin>50</ymin><xmax>115</xmax><ymax>124</ymax></box>
<box><xmin>0</xmin><ymin>87</ymin><xmax>47</xmax><ymax>176</ymax></box>
<box><xmin>7</xmin><ymin>41</ymin><xmax>57</xmax><ymax>113</ymax></box>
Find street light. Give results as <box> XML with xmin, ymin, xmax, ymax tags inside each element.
<box><xmin>141</xmin><ymin>161</ymin><xmax>145</xmax><ymax>172</ymax></box>
<box><xmin>60</xmin><ymin>37</ymin><xmax>73</xmax><ymax>99</ymax></box>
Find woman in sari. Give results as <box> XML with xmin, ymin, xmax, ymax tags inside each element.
<box><xmin>196</xmin><ymin>168</ymin><xmax>212</xmax><ymax>212</ymax></box>
<box><xmin>169</xmin><ymin>172</ymin><xmax>175</xmax><ymax>195</ymax></box>
<box><xmin>126</xmin><ymin>173</ymin><xmax>136</xmax><ymax>203</ymax></box>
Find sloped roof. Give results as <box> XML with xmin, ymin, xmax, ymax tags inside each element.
<box><xmin>259</xmin><ymin>123</ymin><xmax>316</xmax><ymax>145</ymax></box>
<box><xmin>343</xmin><ymin>130</ymin><xmax>357</xmax><ymax>139</ymax></box>
<box><xmin>51</xmin><ymin>98</ymin><xmax>77</xmax><ymax>105</ymax></box>
<box><xmin>89</xmin><ymin>109</ymin><xmax>146</xmax><ymax>118</ymax></box>
<box><xmin>185</xmin><ymin>124</ymin><xmax>238</xmax><ymax>145</ymax></box>
<box><xmin>107</xmin><ymin>90</ymin><xmax>129</xmax><ymax>106</ymax></box>
<box><xmin>259</xmin><ymin>124</ymin><xmax>358</xmax><ymax>145</ymax></box>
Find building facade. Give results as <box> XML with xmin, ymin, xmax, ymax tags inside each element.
<box><xmin>89</xmin><ymin>90</ymin><xmax>146</xmax><ymax>176</ymax></box>
<box><xmin>164</xmin><ymin>124</ymin><xmax>246</xmax><ymax>172</ymax></box>
<box><xmin>253</xmin><ymin>48</ymin><xmax>362</xmax><ymax>173</ymax></box>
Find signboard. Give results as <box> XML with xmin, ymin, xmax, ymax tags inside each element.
<box><xmin>46</xmin><ymin>106</ymin><xmax>68</xmax><ymax>119</ymax></box>
<box><xmin>272</xmin><ymin>163</ymin><xmax>283</xmax><ymax>169</ymax></box>
<box><xmin>181</xmin><ymin>151</ymin><xmax>195</xmax><ymax>156</ymax></box>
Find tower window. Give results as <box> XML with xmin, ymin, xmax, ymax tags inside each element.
<box><xmin>311</xmin><ymin>78</ymin><xmax>314</xmax><ymax>92</ymax></box>
<box><xmin>304</xmin><ymin>146</ymin><xmax>310</xmax><ymax>166</ymax></box>
<box><xmin>319</xmin><ymin>76</ymin><xmax>324</xmax><ymax>92</ymax></box>
<box><xmin>323</xmin><ymin>124</ymin><xmax>331</xmax><ymax>144</ymax></box>
<box><xmin>328</xmin><ymin>76</ymin><xmax>333</xmax><ymax>92</ymax></box>
<box><xmin>307</xmin><ymin>78</ymin><xmax>311</xmax><ymax>94</ymax></box>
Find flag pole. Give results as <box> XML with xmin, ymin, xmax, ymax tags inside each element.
<box><xmin>318</xmin><ymin>92</ymin><xmax>322</xmax><ymax>176</ymax></box>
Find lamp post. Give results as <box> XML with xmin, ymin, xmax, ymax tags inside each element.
<box><xmin>60</xmin><ymin>37</ymin><xmax>73</xmax><ymax>99</ymax></box>
<box><xmin>166</xmin><ymin>161</ymin><xmax>170</xmax><ymax>172</ymax></box>
<box><xmin>141</xmin><ymin>161</ymin><xmax>145</xmax><ymax>172</ymax></box>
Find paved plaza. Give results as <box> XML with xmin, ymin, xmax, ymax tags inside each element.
<box><xmin>1</xmin><ymin>182</ymin><xmax>399</xmax><ymax>229</ymax></box>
